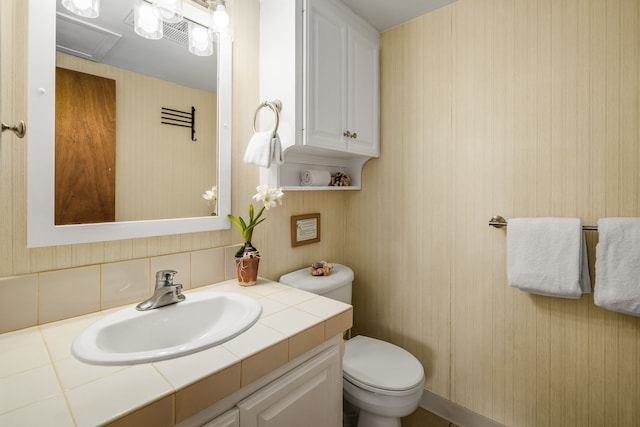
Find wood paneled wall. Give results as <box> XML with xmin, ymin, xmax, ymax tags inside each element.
<box><xmin>346</xmin><ymin>0</ymin><xmax>640</xmax><ymax>425</ymax></box>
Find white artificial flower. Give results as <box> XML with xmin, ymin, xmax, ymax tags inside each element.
<box><xmin>202</xmin><ymin>186</ymin><xmax>217</xmax><ymax>202</ymax></box>
<box><xmin>252</xmin><ymin>185</ymin><xmax>283</xmax><ymax>211</ymax></box>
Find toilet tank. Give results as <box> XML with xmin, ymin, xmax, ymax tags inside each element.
<box><xmin>279</xmin><ymin>264</ymin><xmax>354</xmax><ymax>304</ymax></box>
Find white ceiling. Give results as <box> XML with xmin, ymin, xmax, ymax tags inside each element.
<box><xmin>341</xmin><ymin>0</ymin><xmax>457</xmax><ymax>32</ymax></box>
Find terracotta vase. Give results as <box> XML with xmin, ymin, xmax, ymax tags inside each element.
<box><xmin>235</xmin><ymin>256</ymin><xmax>260</xmax><ymax>286</ymax></box>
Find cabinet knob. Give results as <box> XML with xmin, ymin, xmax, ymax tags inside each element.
<box><xmin>343</xmin><ymin>131</ymin><xmax>358</xmax><ymax>139</ymax></box>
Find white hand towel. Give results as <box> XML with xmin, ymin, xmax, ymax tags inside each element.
<box><xmin>507</xmin><ymin>217</ymin><xmax>591</xmax><ymax>298</ymax></box>
<box><xmin>271</xmin><ymin>133</ymin><xmax>283</xmax><ymax>165</ymax></box>
<box><xmin>243</xmin><ymin>131</ymin><xmax>273</xmax><ymax>167</ymax></box>
<box><xmin>243</xmin><ymin>131</ymin><xmax>283</xmax><ymax>168</ymax></box>
<box><xmin>594</xmin><ymin>218</ymin><xmax>640</xmax><ymax>316</ymax></box>
<box><xmin>300</xmin><ymin>169</ymin><xmax>331</xmax><ymax>186</ymax></box>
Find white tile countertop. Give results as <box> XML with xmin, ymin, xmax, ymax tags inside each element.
<box><xmin>0</xmin><ymin>278</ymin><xmax>352</xmax><ymax>427</ymax></box>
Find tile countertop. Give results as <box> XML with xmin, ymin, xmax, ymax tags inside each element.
<box><xmin>0</xmin><ymin>278</ymin><xmax>353</xmax><ymax>427</ymax></box>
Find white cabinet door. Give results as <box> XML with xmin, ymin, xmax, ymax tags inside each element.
<box><xmin>238</xmin><ymin>345</ymin><xmax>342</xmax><ymax>427</ymax></box>
<box><xmin>347</xmin><ymin>25</ymin><xmax>379</xmax><ymax>157</ymax></box>
<box><xmin>204</xmin><ymin>408</ymin><xmax>239</xmax><ymax>427</ymax></box>
<box><xmin>305</xmin><ymin>0</ymin><xmax>379</xmax><ymax>157</ymax></box>
<box><xmin>305</xmin><ymin>0</ymin><xmax>348</xmax><ymax>152</ymax></box>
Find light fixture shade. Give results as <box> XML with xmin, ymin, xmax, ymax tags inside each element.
<box><xmin>153</xmin><ymin>0</ymin><xmax>183</xmax><ymax>24</ymax></box>
<box><xmin>134</xmin><ymin>0</ymin><xmax>163</xmax><ymax>40</ymax></box>
<box><xmin>62</xmin><ymin>0</ymin><xmax>100</xmax><ymax>18</ymax></box>
<box><xmin>188</xmin><ymin>21</ymin><xmax>214</xmax><ymax>56</ymax></box>
<box><xmin>212</xmin><ymin>4</ymin><xmax>230</xmax><ymax>30</ymax></box>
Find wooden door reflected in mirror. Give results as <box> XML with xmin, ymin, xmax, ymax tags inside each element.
<box><xmin>55</xmin><ymin>68</ymin><xmax>116</xmax><ymax>225</ymax></box>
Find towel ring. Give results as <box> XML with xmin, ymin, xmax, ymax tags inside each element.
<box><xmin>253</xmin><ymin>100</ymin><xmax>282</xmax><ymax>134</ymax></box>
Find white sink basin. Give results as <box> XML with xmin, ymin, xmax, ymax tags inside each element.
<box><xmin>72</xmin><ymin>291</ymin><xmax>262</xmax><ymax>365</ymax></box>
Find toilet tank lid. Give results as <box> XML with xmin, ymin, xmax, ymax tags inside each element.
<box><xmin>279</xmin><ymin>264</ymin><xmax>354</xmax><ymax>294</ymax></box>
<box><xmin>343</xmin><ymin>335</ymin><xmax>425</xmax><ymax>392</ymax></box>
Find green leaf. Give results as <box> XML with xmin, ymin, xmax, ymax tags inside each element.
<box><xmin>228</xmin><ymin>214</ymin><xmax>245</xmax><ymax>232</ymax></box>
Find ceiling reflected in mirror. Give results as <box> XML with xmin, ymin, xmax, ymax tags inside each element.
<box><xmin>56</xmin><ymin>0</ymin><xmax>219</xmax><ymax>92</ymax></box>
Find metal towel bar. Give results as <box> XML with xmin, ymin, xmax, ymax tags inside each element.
<box><xmin>489</xmin><ymin>215</ymin><xmax>598</xmax><ymax>231</ymax></box>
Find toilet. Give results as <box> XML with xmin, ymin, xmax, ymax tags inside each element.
<box><xmin>280</xmin><ymin>264</ymin><xmax>425</xmax><ymax>427</ymax></box>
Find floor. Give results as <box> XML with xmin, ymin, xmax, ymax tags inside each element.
<box><xmin>402</xmin><ymin>407</ymin><xmax>458</xmax><ymax>427</ymax></box>
<box><xmin>344</xmin><ymin>400</ymin><xmax>457</xmax><ymax>427</ymax></box>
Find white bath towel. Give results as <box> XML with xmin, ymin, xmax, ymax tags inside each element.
<box><xmin>300</xmin><ymin>169</ymin><xmax>331</xmax><ymax>186</ymax></box>
<box><xmin>507</xmin><ymin>217</ymin><xmax>591</xmax><ymax>298</ymax></box>
<box><xmin>594</xmin><ymin>218</ymin><xmax>640</xmax><ymax>316</ymax></box>
<box><xmin>243</xmin><ymin>131</ymin><xmax>283</xmax><ymax>168</ymax></box>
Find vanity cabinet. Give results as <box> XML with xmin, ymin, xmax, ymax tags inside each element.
<box><xmin>198</xmin><ymin>340</ymin><xmax>342</xmax><ymax>427</ymax></box>
<box><xmin>203</xmin><ymin>408</ymin><xmax>239</xmax><ymax>427</ymax></box>
<box><xmin>237</xmin><ymin>342</ymin><xmax>342</xmax><ymax>426</ymax></box>
<box><xmin>259</xmin><ymin>0</ymin><xmax>379</xmax><ymax>190</ymax></box>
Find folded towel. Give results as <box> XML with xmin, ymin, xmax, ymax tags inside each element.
<box><xmin>243</xmin><ymin>131</ymin><xmax>283</xmax><ymax>168</ymax></box>
<box><xmin>300</xmin><ymin>169</ymin><xmax>331</xmax><ymax>186</ymax></box>
<box><xmin>507</xmin><ymin>217</ymin><xmax>591</xmax><ymax>298</ymax></box>
<box><xmin>271</xmin><ymin>133</ymin><xmax>283</xmax><ymax>165</ymax></box>
<box><xmin>594</xmin><ymin>218</ymin><xmax>640</xmax><ymax>316</ymax></box>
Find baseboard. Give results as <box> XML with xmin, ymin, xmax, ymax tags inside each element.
<box><xmin>419</xmin><ymin>390</ymin><xmax>506</xmax><ymax>427</ymax></box>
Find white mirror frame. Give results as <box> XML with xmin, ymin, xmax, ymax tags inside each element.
<box><xmin>27</xmin><ymin>0</ymin><xmax>231</xmax><ymax>247</ymax></box>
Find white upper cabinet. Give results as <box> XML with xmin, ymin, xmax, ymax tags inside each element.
<box><xmin>305</xmin><ymin>0</ymin><xmax>379</xmax><ymax>157</ymax></box>
<box><xmin>259</xmin><ymin>0</ymin><xmax>379</xmax><ymax>190</ymax></box>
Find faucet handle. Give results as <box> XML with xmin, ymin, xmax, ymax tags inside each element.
<box><xmin>155</xmin><ymin>270</ymin><xmax>178</xmax><ymax>288</ymax></box>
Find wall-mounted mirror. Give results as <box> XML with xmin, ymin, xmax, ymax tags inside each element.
<box><xmin>27</xmin><ymin>0</ymin><xmax>231</xmax><ymax>247</ymax></box>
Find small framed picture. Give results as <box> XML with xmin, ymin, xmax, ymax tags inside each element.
<box><xmin>291</xmin><ymin>213</ymin><xmax>321</xmax><ymax>247</ymax></box>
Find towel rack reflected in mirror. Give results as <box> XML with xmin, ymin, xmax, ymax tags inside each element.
<box><xmin>489</xmin><ymin>215</ymin><xmax>598</xmax><ymax>231</ymax></box>
<box><xmin>253</xmin><ymin>100</ymin><xmax>282</xmax><ymax>135</ymax></box>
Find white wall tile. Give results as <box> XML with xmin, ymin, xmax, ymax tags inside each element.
<box><xmin>0</xmin><ymin>275</ymin><xmax>37</xmax><ymax>333</ymax></box>
<box><xmin>39</xmin><ymin>266</ymin><xmax>100</xmax><ymax>324</ymax></box>
<box><xmin>101</xmin><ymin>258</ymin><xmax>150</xmax><ymax>310</ymax></box>
<box><xmin>191</xmin><ymin>247</ymin><xmax>225</xmax><ymax>288</ymax></box>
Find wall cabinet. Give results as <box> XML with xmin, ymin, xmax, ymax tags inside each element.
<box><xmin>305</xmin><ymin>0</ymin><xmax>379</xmax><ymax>157</ymax></box>
<box><xmin>259</xmin><ymin>0</ymin><xmax>379</xmax><ymax>190</ymax></box>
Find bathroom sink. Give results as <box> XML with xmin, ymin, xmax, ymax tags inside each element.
<box><xmin>71</xmin><ymin>291</ymin><xmax>262</xmax><ymax>365</ymax></box>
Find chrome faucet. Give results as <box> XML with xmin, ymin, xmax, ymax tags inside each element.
<box><xmin>136</xmin><ymin>270</ymin><xmax>185</xmax><ymax>311</ymax></box>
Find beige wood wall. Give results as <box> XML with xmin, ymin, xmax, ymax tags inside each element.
<box><xmin>346</xmin><ymin>0</ymin><xmax>640</xmax><ymax>425</ymax></box>
<box><xmin>0</xmin><ymin>0</ymin><xmax>346</xmax><ymax>280</ymax></box>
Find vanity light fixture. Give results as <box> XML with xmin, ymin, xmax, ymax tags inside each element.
<box><xmin>153</xmin><ymin>0</ymin><xmax>183</xmax><ymax>24</ymax></box>
<box><xmin>188</xmin><ymin>21</ymin><xmax>214</xmax><ymax>56</ymax></box>
<box><xmin>133</xmin><ymin>0</ymin><xmax>230</xmax><ymax>56</ymax></box>
<box><xmin>62</xmin><ymin>0</ymin><xmax>100</xmax><ymax>18</ymax></box>
<box><xmin>209</xmin><ymin>0</ymin><xmax>230</xmax><ymax>30</ymax></box>
<box><xmin>134</xmin><ymin>0</ymin><xmax>164</xmax><ymax>39</ymax></box>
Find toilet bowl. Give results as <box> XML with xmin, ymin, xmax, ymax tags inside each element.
<box><xmin>279</xmin><ymin>265</ymin><xmax>425</xmax><ymax>427</ymax></box>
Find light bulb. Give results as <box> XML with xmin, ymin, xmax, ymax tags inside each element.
<box><xmin>188</xmin><ymin>21</ymin><xmax>214</xmax><ymax>56</ymax></box>
<box><xmin>62</xmin><ymin>0</ymin><xmax>100</xmax><ymax>18</ymax></box>
<box><xmin>212</xmin><ymin>4</ymin><xmax>230</xmax><ymax>29</ymax></box>
<box><xmin>153</xmin><ymin>0</ymin><xmax>183</xmax><ymax>24</ymax></box>
<box><xmin>134</xmin><ymin>0</ymin><xmax>163</xmax><ymax>40</ymax></box>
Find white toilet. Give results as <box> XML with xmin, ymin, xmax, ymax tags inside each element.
<box><xmin>280</xmin><ymin>264</ymin><xmax>425</xmax><ymax>427</ymax></box>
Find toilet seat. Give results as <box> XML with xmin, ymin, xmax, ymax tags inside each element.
<box><xmin>343</xmin><ymin>336</ymin><xmax>424</xmax><ymax>395</ymax></box>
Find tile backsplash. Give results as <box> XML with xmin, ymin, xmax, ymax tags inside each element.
<box><xmin>0</xmin><ymin>245</ymin><xmax>239</xmax><ymax>334</ymax></box>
